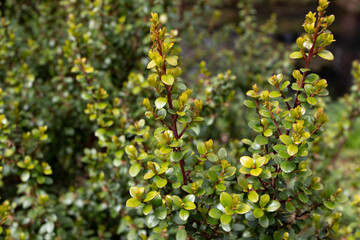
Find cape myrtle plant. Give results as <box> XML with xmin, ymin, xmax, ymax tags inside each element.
<box><xmin>126</xmin><ymin>1</ymin><xmax>348</xmax><ymax>239</ymax></box>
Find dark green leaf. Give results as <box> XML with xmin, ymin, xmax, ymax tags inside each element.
<box><xmin>146</xmin><ymin>215</ymin><xmax>160</xmax><ymax>228</ymax></box>
<box><xmin>280</xmin><ymin>161</ymin><xmax>296</xmax><ymax>173</ymax></box>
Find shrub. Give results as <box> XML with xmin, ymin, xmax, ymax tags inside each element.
<box><xmin>126</xmin><ymin>1</ymin><xmax>348</xmax><ymax>239</ymax></box>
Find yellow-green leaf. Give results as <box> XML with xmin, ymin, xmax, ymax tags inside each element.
<box><xmin>289</xmin><ymin>51</ymin><xmax>303</xmax><ymax>59</ymax></box>
<box><xmin>287</xmin><ymin>145</ymin><xmax>298</xmax><ymax>156</ymax></box>
<box><xmin>144</xmin><ymin>191</ymin><xmax>158</xmax><ymax>202</ymax></box>
<box><xmin>240</xmin><ymin>156</ymin><xmax>253</xmax><ymax>168</ymax></box>
<box><xmin>220</xmin><ymin>214</ymin><xmax>232</xmax><ymax>225</ymax></box>
<box><xmin>166</xmin><ymin>56</ymin><xmax>178</xmax><ymax>66</ymax></box>
<box><xmin>147</xmin><ymin>60</ymin><xmax>156</xmax><ymax>69</ymax></box>
<box><xmin>248</xmin><ymin>191</ymin><xmax>259</xmax><ymax>203</ymax></box>
<box><xmin>250</xmin><ymin>168</ymin><xmax>262</xmax><ymax>176</ymax></box>
<box><xmin>155</xmin><ymin>97</ymin><xmax>167</xmax><ymax>109</ymax></box>
<box><xmin>161</xmin><ymin>74</ymin><xmax>174</xmax><ymax>85</ymax></box>
<box><xmin>126</xmin><ymin>198</ymin><xmax>141</xmax><ymax>207</ymax></box>
<box><xmin>318</xmin><ymin>50</ymin><xmax>334</xmax><ymax>61</ymax></box>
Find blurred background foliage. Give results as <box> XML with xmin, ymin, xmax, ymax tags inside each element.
<box><xmin>0</xmin><ymin>0</ymin><xmax>359</xmax><ymax>239</ymax></box>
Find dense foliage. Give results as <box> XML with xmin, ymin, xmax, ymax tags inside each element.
<box><xmin>0</xmin><ymin>0</ymin><xmax>359</xmax><ymax>239</ymax></box>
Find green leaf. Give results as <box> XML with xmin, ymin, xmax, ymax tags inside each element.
<box><xmin>218</xmin><ymin>148</ymin><xmax>227</xmax><ymax>159</ymax></box>
<box><xmin>269</xmin><ymin>91</ymin><xmax>281</xmax><ymax>98</ymax></box>
<box><xmin>160</xmin><ymin>145</ymin><xmax>172</xmax><ymax>154</ymax></box>
<box><xmin>253</xmin><ymin>208</ymin><xmax>264</xmax><ymax>218</ymax></box>
<box><xmin>324</xmin><ymin>184</ymin><xmax>335</xmax><ymax>198</ymax></box>
<box><xmin>240</xmin><ymin>156</ymin><xmax>253</xmax><ymax>168</ymax></box>
<box><xmin>144</xmin><ymin>191</ymin><xmax>158</xmax><ymax>202</ymax></box>
<box><xmin>207</xmin><ymin>153</ymin><xmax>219</xmax><ymax>162</ymax></box>
<box><xmin>311</xmin><ymin>182</ymin><xmax>323</xmax><ymax>191</ymax></box>
<box><xmin>197</xmin><ymin>142</ymin><xmax>206</xmax><ymax>155</ymax></box>
<box><xmin>324</xmin><ymin>201</ymin><xmax>335</xmax><ymax>210</ymax></box>
<box><xmin>156</xmin><ymin>178</ymin><xmax>167</xmax><ymax>188</ymax></box>
<box><xmin>335</xmin><ymin>194</ymin><xmax>348</xmax><ymax>203</ymax></box>
<box><xmin>266</xmin><ymin>200</ymin><xmax>281</xmax><ymax>212</ymax></box>
<box><xmin>144</xmin><ymin>171</ymin><xmax>155</xmax><ymax>180</ymax></box>
<box><xmin>183</xmin><ymin>202</ymin><xmax>196</xmax><ymax>210</ymax></box>
<box><xmin>264</xmin><ymin>129</ymin><xmax>273</xmax><ymax>137</ymax></box>
<box><xmin>318</xmin><ymin>50</ymin><xmax>334</xmax><ymax>61</ymax></box>
<box><xmin>129</xmin><ymin>186</ymin><xmax>140</xmax><ymax>198</ymax></box>
<box><xmin>235</xmin><ymin>203</ymin><xmax>251</xmax><ymax>214</ymax></box>
<box><xmin>147</xmin><ymin>60</ymin><xmax>156</xmax><ymax>69</ymax></box>
<box><xmin>250</xmin><ymin>168</ymin><xmax>263</xmax><ymax>177</ymax></box>
<box><xmin>306</xmin><ymin>97</ymin><xmax>317</xmax><ymax>105</ymax></box>
<box><xmin>287</xmin><ymin>145</ymin><xmax>298</xmax><ymax>156</ymax></box>
<box><xmin>298</xmin><ymin>193</ymin><xmax>309</xmax><ymax>203</ymax></box>
<box><xmin>259</xmin><ymin>215</ymin><xmax>269</xmax><ymax>228</ymax></box>
<box><xmin>304</xmin><ymin>73</ymin><xmax>319</xmax><ymax>83</ymax></box>
<box><xmin>126</xmin><ymin>198</ymin><xmax>141</xmax><ymax>207</ymax></box>
<box><xmin>286</xmin><ymin>201</ymin><xmax>296</xmax><ymax>212</ymax></box>
<box><xmin>146</xmin><ymin>215</ymin><xmax>160</xmax><ymax>228</ymax></box>
<box><xmin>281</xmin><ymin>81</ymin><xmax>290</xmax><ymax>90</ymax></box>
<box><xmin>170</xmin><ymin>151</ymin><xmax>183</xmax><ymax>162</ymax></box>
<box><xmin>21</xmin><ymin>171</ymin><xmax>30</xmax><ymax>182</ymax></box>
<box><xmin>255</xmin><ymin>157</ymin><xmax>266</xmax><ymax>168</ymax></box>
<box><xmin>209</xmin><ymin>208</ymin><xmax>222</xmax><ymax>219</ymax></box>
<box><xmin>273</xmin><ymin>144</ymin><xmax>287</xmax><ymax>153</ymax></box>
<box><xmin>290</xmin><ymin>51</ymin><xmax>303</xmax><ymax>59</ymax></box>
<box><xmin>129</xmin><ymin>163</ymin><xmax>141</xmax><ymax>177</ymax></box>
<box><xmin>166</xmin><ymin>56</ymin><xmax>178</xmax><ymax>66</ymax></box>
<box><xmin>161</xmin><ymin>74</ymin><xmax>175</xmax><ymax>85</ymax></box>
<box><xmin>176</xmin><ymin>228</ymin><xmax>187</xmax><ymax>240</ymax></box>
<box><xmin>155</xmin><ymin>207</ymin><xmax>167</xmax><ymax>220</ymax></box>
<box><xmin>179</xmin><ymin>209</ymin><xmax>189</xmax><ymax>221</ymax></box>
<box><xmin>85</xmin><ymin>66</ymin><xmax>94</xmax><ymax>73</ymax></box>
<box><xmin>215</xmin><ymin>183</ymin><xmax>226</xmax><ymax>191</ymax></box>
<box><xmin>220</xmin><ymin>192</ymin><xmax>233</xmax><ymax>208</ymax></box>
<box><xmin>220</xmin><ymin>214</ymin><xmax>232</xmax><ymax>225</ymax></box>
<box><xmin>237</xmin><ymin>177</ymin><xmax>249</xmax><ymax>189</ymax></box>
<box><xmin>44</xmin><ymin>221</ymin><xmax>55</xmax><ymax>234</ymax></box>
<box><xmin>184</xmin><ymin>194</ymin><xmax>195</xmax><ymax>203</ymax></box>
<box><xmin>248</xmin><ymin>191</ymin><xmax>259</xmax><ymax>203</ymax></box>
<box><xmin>255</xmin><ymin>135</ymin><xmax>269</xmax><ymax>145</ymax></box>
<box><xmin>259</xmin><ymin>194</ymin><xmax>270</xmax><ymax>207</ymax></box>
<box><xmin>173</xmin><ymin>195</ymin><xmax>183</xmax><ymax>207</ymax></box>
<box><xmin>208</xmin><ymin>170</ymin><xmax>218</xmax><ymax>182</ymax></box>
<box><xmin>222</xmin><ymin>224</ymin><xmax>231</xmax><ymax>232</ymax></box>
<box><xmin>224</xmin><ymin>166</ymin><xmax>236</xmax><ymax>178</ymax></box>
<box><xmin>155</xmin><ymin>97</ymin><xmax>167</xmax><ymax>109</ymax></box>
<box><xmin>224</xmin><ymin>206</ymin><xmax>235</xmax><ymax>216</ymax></box>
<box><xmin>143</xmin><ymin>205</ymin><xmax>153</xmax><ymax>215</ymax></box>
<box><xmin>244</xmin><ymin>100</ymin><xmax>257</xmax><ymax>108</ymax></box>
<box><xmin>280</xmin><ymin>161</ymin><xmax>296</xmax><ymax>173</ymax></box>
<box><xmin>259</xmin><ymin>109</ymin><xmax>271</xmax><ymax>118</ymax></box>
<box><xmin>280</xmin><ymin>135</ymin><xmax>292</xmax><ymax>145</ymax></box>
